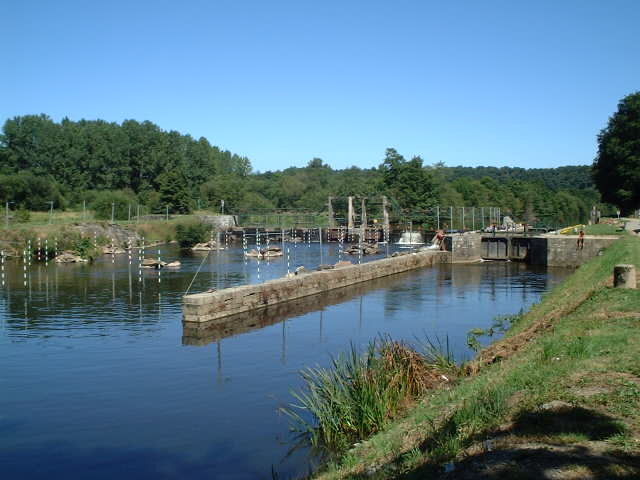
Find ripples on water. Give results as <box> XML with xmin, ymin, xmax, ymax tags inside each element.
<box><xmin>0</xmin><ymin>244</ymin><xmax>570</xmax><ymax>479</ymax></box>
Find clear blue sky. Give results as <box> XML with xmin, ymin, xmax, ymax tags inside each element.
<box><xmin>2</xmin><ymin>0</ymin><xmax>639</xmax><ymax>172</ymax></box>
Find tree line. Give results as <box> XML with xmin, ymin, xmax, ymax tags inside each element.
<box><xmin>0</xmin><ymin>114</ymin><xmax>606</xmax><ymax>226</ymax></box>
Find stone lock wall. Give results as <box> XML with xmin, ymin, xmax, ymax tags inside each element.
<box><xmin>183</xmin><ymin>251</ymin><xmax>450</xmax><ymax>323</ymax></box>
<box><xmin>182</xmin><ymin>269</ymin><xmax>430</xmax><ymax>345</ymax></box>
<box><xmin>450</xmin><ymin>233</ymin><xmax>484</xmax><ymax>263</ymax></box>
<box><xmin>529</xmin><ymin>235</ymin><xmax>619</xmax><ymax>267</ymax></box>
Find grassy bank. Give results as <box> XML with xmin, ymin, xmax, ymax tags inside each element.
<box><xmin>309</xmin><ymin>234</ymin><xmax>640</xmax><ymax>479</ymax></box>
<box><xmin>0</xmin><ymin>216</ymin><xmax>211</xmax><ymax>259</ymax></box>
<box><xmin>582</xmin><ymin>223</ymin><xmax>625</xmax><ymax>236</ymax></box>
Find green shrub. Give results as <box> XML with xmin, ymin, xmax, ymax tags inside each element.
<box><xmin>14</xmin><ymin>209</ymin><xmax>31</xmax><ymax>223</ymax></box>
<box><xmin>91</xmin><ymin>190</ymin><xmax>136</xmax><ymax>221</ymax></box>
<box><xmin>282</xmin><ymin>336</ymin><xmax>452</xmax><ymax>450</ymax></box>
<box><xmin>175</xmin><ymin>221</ymin><xmax>208</xmax><ymax>248</ymax></box>
<box><xmin>71</xmin><ymin>236</ymin><xmax>100</xmax><ymax>261</ymax></box>
<box><xmin>0</xmin><ymin>172</ymin><xmax>65</xmax><ymax>211</ymax></box>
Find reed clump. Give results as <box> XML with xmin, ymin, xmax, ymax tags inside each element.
<box><xmin>283</xmin><ymin>336</ymin><xmax>456</xmax><ymax>451</ymax></box>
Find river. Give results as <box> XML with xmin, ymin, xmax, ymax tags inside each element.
<box><xmin>0</xmin><ymin>242</ymin><xmax>570</xmax><ymax>479</ymax></box>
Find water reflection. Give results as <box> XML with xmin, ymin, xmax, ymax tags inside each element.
<box><xmin>0</xmin><ymin>245</ymin><xmax>571</xmax><ymax>480</ymax></box>
<box><xmin>182</xmin><ymin>270</ymin><xmax>422</xmax><ymax>346</ymax></box>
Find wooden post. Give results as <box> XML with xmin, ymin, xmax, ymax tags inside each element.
<box><xmin>327</xmin><ymin>196</ymin><xmax>335</xmax><ymax>229</ymax></box>
<box><xmin>347</xmin><ymin>196</ymin><xmax>354</xmax><ymax>232</ymax></box>
<box><xmin>382</xmin><ymin>196</ymin><xmax>390</xmax><ymax>234</ymax></box>
<box><xmin>614</xmin><ymin>264</ymin><xmax>637</xmax><ymax>289</ymax></box>
<box><xmin>360</xmin><ymin>197</ymin><xmax>367</xmax><ymax>242</ymax></box>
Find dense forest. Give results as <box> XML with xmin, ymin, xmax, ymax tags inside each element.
<box><xmin>0</xmin><ymin>114</ymin><xmax>605</xmax><ymax>226</ymax></box>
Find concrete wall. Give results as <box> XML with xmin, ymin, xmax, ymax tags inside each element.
<box><xmin>183</xmin><ymin>250</ymin><xmax>450</xmax><ymax>323</ymax></box>
<box><xmin>529</xmin><ymin>235</ymin><xmax>619</xmax><ymax>267</ymax></box>
<box><xmin>450</xmin><ymin>233</ymin><xmax>484</xmax><ymax>263</ymax></box>
<box><xmin>197</xmin><ymin>215</ymin><xmax>237</xmax><ymax>228</ymax></box>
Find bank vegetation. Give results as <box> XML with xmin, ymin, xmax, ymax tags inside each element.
<box><xmin>300</xmin><ymin>233</ymin><xmax>640</xmax><ymax>479</ymax></box>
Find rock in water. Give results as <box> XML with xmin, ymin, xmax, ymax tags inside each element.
<box><xmin>55</xmin><ymin>252</ymin><xmax>88</xmax><ymax>263</ymax></box>
<box><xmin>142</xmin><ymin>258</ymin><xmax>167</xmax><ymax>269</ymax></box>
<box><xmin>192</xmin><ymin>241</ymin><xmax>220</xmax><ymax>251</ymax></box>
<box><xmin>262</xmin><ymin>247</ymin><xmax>283</xmax><ymax>257</ymax></box>
<box><xmin>102</xmin><ymin>246</ymin><xmax>126</xmax><ymax>255</ymax></box>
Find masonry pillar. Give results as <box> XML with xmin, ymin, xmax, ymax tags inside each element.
<box><xmin>614</xmin><ymin>264</ymin><xmax>637</xmax><ymax>289</ymax></box>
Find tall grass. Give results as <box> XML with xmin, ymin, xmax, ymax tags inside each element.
<box><xmin>282</xmin><ymin>336</ymin><xmax>454</xmax><ymax>451</ymax></box>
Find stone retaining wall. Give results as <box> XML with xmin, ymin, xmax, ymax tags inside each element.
<box><xmin>450</xmin><ymin>233</ymin><xmax>484</xmax><ymax>262</ymax></box>
<box><xmin>183</xmin><ymin>251</ymin><xmax>450</xmax><ymax>323</ymax></box>
<box><xmin>182</xmin><ymin>269</ymin><xmax>429</xmax><ymax>345</ymax></box>
<box><xmin>197</xmin><ymin>215</ymin><xmax>237</xmax><ymax>228</ymax></box>
<box><xmin>530</xmin><ymin>235</ymin><xmax>619</xmax><ymax>267</ymax></box>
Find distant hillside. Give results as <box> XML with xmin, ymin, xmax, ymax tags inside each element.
<box><xmin>445</xmin><ymin>165</ymin><xmax>593</xmax><ymax>191</ymax></box>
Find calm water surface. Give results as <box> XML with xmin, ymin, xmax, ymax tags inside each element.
<box><xmin>0</xmin><ymin>243</ymin><xmax>570</xmax><ymax>479</ymax></box>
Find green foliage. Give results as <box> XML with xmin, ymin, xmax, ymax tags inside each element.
<box><xmin>0</xmin><ymin>114</ymin><xmax>251</xmax><ymax>194</ymax></box>
<box><xmin>90</xmin><ymin>190</ymin><xmax>136</xmax><ymax>221</ymax></box>
<box><xmin>283</xmin><ymin>337</ymin><xmax>453</xmax><ymax>451</ymax></box>
<box><xmin>592</xmin><ymin>92</ymin><xmax>640</xmax><ymax>214</ymax></box>
<box><xmin>14</xmin><ymin>208</ymin><xmax>31</xmax><ymax>223</ymax></box>
<box><xmin>200</xmin><ymin>175</ymin><xmax>246</xmax><ymax>211</ymax></box>
<box><xmin>72</xmin><ymin>236</ymin><xmax>99</xmax><ymax>260</ymax></box>
<box><xmin>381</xmin><ymin>148</ymin><xmax>436</xmax><ymax>212</ymax></box>
<box><xmin>0</xmin><ymin>114</ymin><xmax>604</xmax><ymax>225</ymax></box>
<box><xmin>0</xmin><ymin>171</ymin><xmax>64</xmax><ymax>210</ymax></box>
<box><xmin>157</xmin><ymin>170</ymin><xmax>192</xmax><ymax>214</ymax></box>
<box><xmin>175</xmin><ymin>221</ymin><xmax>208</xmax><ymax>248</ymax></box>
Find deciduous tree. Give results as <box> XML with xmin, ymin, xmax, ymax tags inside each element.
<box><xmin>592</xmin><ymin>92</ymin><xmax>640</xmax><ymax>214</ymax></box>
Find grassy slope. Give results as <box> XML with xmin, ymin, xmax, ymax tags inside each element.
<box><xmin>582</xmin><ymin>223</ymin><xmax>625</xmax><ymax>236</ymax></box>
<box><xmin>314</xmin><ymin>234</ymin><xmax>640</xmax><ymax>479</ymax></box>
<box><xmin>0</xmin><ymin>217</ymin><xmax>207</xmax><ymax>254</ymax></box>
